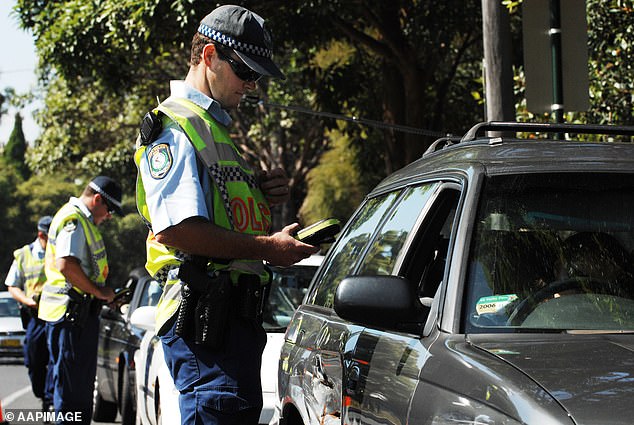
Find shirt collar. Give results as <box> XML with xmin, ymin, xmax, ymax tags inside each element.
<box><xmin>169</xmin><ymin>80</ymin><xmax>232</xmax><ymax>127</ymax></box>
<box><xmin>31</xmin><ymin>239</ymin><xmax>45</xmax><ymax>255</ymax></box>
<box><xmin>69</xmin><ymin>196</ymin><xmax>94</xmax><ymax>223</ymax></box>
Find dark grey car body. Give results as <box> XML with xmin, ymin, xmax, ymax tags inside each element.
<box><xmin>277</xmin><ymin>123</ymin><xmax>634</xmax><ymax>425</ymax></box>
<box><xmin>95</xmin><ymin>268</ymin><xmax>161</xmax><ymax>424</ymax></box>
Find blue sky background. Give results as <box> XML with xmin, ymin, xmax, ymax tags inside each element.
<box><xmin>0</xmin><ymin>0</ymin><xmax>40</xmax><ymax>144</ymax></box>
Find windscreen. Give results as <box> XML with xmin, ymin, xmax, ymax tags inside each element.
<box><xmin>464</xmin><ymin>173</ymin><xmax>634</xmax><ymax>333</ymax></box>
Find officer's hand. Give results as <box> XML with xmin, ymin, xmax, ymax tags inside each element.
<box><xmin>95</xmin><ymin>286</ymin><xmax>115</xmax><ymax>303</ymax></box>
<box><xmin>266</xmin><ymin>223</ymin><xmax>320</xmax><ymax>267</ymax></box>
<box><xmin>259</xmin><ymin>168</ymin><xmax>290</xmax><ymax>205</ymax></box>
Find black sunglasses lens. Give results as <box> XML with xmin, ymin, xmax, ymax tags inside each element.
<box><xmin>217</xmin><ymin>46</ymin><xmax>261</xmax><ymax>82</ymax></box>
<box><xmin>235</xmin><ymin>68</ymin><xmax>261</xmax><ymax>82</ymax></box>
<box><xmin>105</xmin><ymin>200</ymin><xmax>115</xmax><ymax>214</ymax></box>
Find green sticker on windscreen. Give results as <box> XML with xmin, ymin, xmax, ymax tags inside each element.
<box><xmin>476</xmin><ymin>294</ymin><xmax>518</xmax><ymax>315</ymax></box>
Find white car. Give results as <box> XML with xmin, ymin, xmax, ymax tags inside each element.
<box><xmin>131</xmin><ymin>255</ymin><xmax>324</xmax><ymax>425</ymax></box>
<box><xmin>0</xmin><ymin>291</ymin><xmax>25</xmax><ymax>360</ymax></box>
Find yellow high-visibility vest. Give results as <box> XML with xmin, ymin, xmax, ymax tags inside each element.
<box><xmin>135</xmin><ymin>97</ymin><xmax>271</xmax><ymax>333</ymax></box>
<box><xmin>13</xmin><ymin>243</ymin><xmax>46</xmax><ymax>298</ymax></box>
<box><xmin>38</xmin><ymin>202</ymin><xmax>109</xmax><ymax>322</ymax></box>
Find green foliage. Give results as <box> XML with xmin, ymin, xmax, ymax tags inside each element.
<box><xmin>4</xmin><ymin>113</ymin><xmax>30</xmax><ymax>178</ymax></box>
<box><xmin>100</xmin><ymin>213</ymin><xmax>148</xmax><ymax>286</ymax></box>
<box><xmin>25</xmin><ymin>74</ymin><xmax>152</xmax><ymax>193</ymax></box>
<box><xmin>299</xmin><ymin>128</ymin><xmax>365</xmax><ymax>225</ymax></box>
<box><xmin>0</xmin><ymin>168</ymin><xmax>76</xmax><ymax>284</ymax></box>
<box><xmin>584</xmin><ymin>0</ymin><xmax>634</xmax><ymax>125</ymax></box>
<box><xmin>14</xmin><ymin>173</ymin><xmax>78</xmax><ymax>224</ymax></box>
<box><xmin>14</xmin><ymin>0</ymin><xmax>197</xmax><ymax>91</ymax></box>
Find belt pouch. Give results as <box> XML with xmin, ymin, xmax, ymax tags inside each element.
<box><xmin>194</xmin><ymin>273</ymin><xmax>232</xmax><ymax>349</ymax></box>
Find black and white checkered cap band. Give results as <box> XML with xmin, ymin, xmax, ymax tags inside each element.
<box><xmin>198</xmin><ymin>24</ymin><xmax>272</xmax><ymax>58</ymax></box>
<box><xmin>89</xmin><ymin>181</ymin><xmax>122</xmax><ymax>209</ymax></box>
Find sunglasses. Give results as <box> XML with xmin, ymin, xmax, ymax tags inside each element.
<box><xmin>214</xmin><ymin>44</ymin><xmax>262</xmax><ymax>82</ymax></box>
<box><xmin>101</xmin><ymin>196</ymin><xmax>116</xmax><ymax>215</ymax></box>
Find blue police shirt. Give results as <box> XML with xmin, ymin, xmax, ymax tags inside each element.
<box><xmin>54</xmin><ymin>197</ymin><xmax>97</xmax><ymax>278</ymax></box>
<box><xmin>139</xmin><ymin>80</ymin><xmax>232</xmax><ymax>235</ymax></box>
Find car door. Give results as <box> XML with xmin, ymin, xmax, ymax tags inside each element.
<box><xmin>97</xmin><ymin>272</ymin><xmax>139</xmax><ymax>402</ymax></box>
<box><xmin>343</xmin><ymin>182</ymin><xmax>462</xmax><ymax>425</ymax></box>
<box><xmin>281</xmin><ymin>190</ymin><xmax>404</xmax><ymax>425</ymax></box>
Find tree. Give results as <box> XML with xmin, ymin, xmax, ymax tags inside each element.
<box><xmin>299</xmin><ymin>128</ymin><xmax>365</xmax><ymax>224</ymax></box>
<box><xmin>246</xmin><ymin>0</ymin><xmax>484</xmax><ymax>171</ymax></box>
<box><xmin>15</xmin><ymin>0</ymin><xmax>485</xmax><ymax>173</ymax></box>
<box><xmin>4</xmin><ymin>113</ymin><xmax>30</xmax><ymax>178</ymax></box>
<box><xmin>584</xmin><ymin>0</ymin><xmax>634</xmax><ymax>126</ymax></box>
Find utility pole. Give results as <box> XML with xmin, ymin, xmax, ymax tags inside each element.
<box><xmin>481</xmin><ymin>0</ymin><xmax>515</xmax><ymax>127</ymax></box>
<box><xmin>549</xmin><ymin>0</ymin><xmax>564</xmax><ymax>125</ymax></box>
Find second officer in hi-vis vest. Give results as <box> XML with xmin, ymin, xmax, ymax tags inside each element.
<box><xmin>38</xmin><ymin>176</ymin><xmax>122</xmax><ymax>425</ymax></box>
<box><xmin>5</xmin><ymin>216</ymin><xmax>53</xmax><ymax>414</ymax></box>
<box><xmin>134</xmin><ymin>5</ymin><xmax>319</xmax><ymax>425</ymax></box>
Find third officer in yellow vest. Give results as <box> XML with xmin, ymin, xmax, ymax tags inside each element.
<box><xmin>38</xmin><ymin>176</ymin><xmax>123</xmax><ymax>425</ymax></box>
<box><xmin>5</xmin><ymin>216</ymin><xmax>53</xmax><ymax>414</ymax></box>
<box><xmin>134</xmin><ymin>5</ymin><xmax>319</xmax><ymax>425</ymax></box>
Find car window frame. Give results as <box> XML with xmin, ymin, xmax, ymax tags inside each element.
<box><xmin>305</xmin><ymin>190</ymin><xmax>405</xmax><ymax>309</ymax></box>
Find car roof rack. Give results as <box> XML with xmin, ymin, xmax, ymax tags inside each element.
<box><xmin>422</xmin><ymin>136</ymin><xmax>463</xmax><ymax>157</ymax></box>
<box><xmin>461</xmin><ymin>121</ymin><xmax>634</xmax><ymax>143</ymax></box>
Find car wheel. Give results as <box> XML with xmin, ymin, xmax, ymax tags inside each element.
<box><xmin>93</xmin><ymin>382</ymin><xmax>118</xmax><ymax>422</ymax></box>
<box><xmin>120</xmin><ymin>366</ymin><xmax>136</xmax><ymax>425</ymax></box>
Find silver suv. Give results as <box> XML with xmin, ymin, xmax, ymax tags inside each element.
<box><xmin>276</xmin><ymin>122</ymin><xmax>634</xmax><ymax>425</ymax></box>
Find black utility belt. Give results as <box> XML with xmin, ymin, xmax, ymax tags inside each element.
<box><xmin>65</xmin><ymin>291</ymin><xmax>102</xmax><ymax>326</ymax></box>
<box><xmin>175</xmin><ymin>262</ymin><xmax>270</xmax><ymax>349</ymax></box>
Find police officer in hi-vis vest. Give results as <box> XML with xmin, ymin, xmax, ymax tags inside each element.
<box><xmin>134</xmin><ymin>5</ymin><xmax>319</xmax><ymax>425</ymax></box>
<box><xmin>6</xmin><ymin>216</ymin><xmax>54</xmax><ymax>413</ymax></box>
<box><xmin>38</xmin><ymin>176</ymin><xmax>122</xmax><ymax>425</ymax></box>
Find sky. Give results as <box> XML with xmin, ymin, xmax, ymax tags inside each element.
<box><xmin>0</xmin><ymin>0</ymin><xmax>40</xmax><ymax>144</ymax></box>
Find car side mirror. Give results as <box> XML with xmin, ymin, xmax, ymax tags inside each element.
<box><xmin>130</xmin><ymin>305</ymin><xmax>157</xmax><ymax>332</ymax></box>
<box><xmin>334</xmin><ymin>276</ymin><xmax>426</xmax><ymax>332</ymax></box>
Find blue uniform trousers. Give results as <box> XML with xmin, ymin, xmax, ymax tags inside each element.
<box><xmin>24</xmin><ymin>316</ymin><xmax>54</xmax><ymax>407</ymax></box>
<box><xmin>46</xmin><ymin>313</ymin><xmax>100</xmax><ymax>425</ymax></box>
<box><xmin>161</xmin><ymin>317</ymin><xmax>267</xmax><ymax>425</ymax></box>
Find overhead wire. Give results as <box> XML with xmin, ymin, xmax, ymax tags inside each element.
<box><xmin>242</xmin><ymin>95</ymin><xmax>447</xmax><ymax>138</ymax></box>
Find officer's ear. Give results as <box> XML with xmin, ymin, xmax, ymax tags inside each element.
<box><xmin>202</xmin><ymin>43</ymin><xmax>216</xmax><ymax>67</ymax></box>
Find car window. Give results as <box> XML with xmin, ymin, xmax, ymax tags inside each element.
<box><xmin>263</xmin><ymin>264</ymin><xmax>319</xmax><ymax>330</ymax></box>
<box><xmin>307</xmin><ymin>191</ymin><xmax>402</xmax><ymax>308</ymax></box>
<box><xmin>138</xmin><ymin>279</ymin><xmax>162</xmax><ymax>308</ymax></box>
<box><xmin>0</xmin><ymin>297</ymin><xmax>20</xmax><ymax>317</ymax></box>
<box><xmin>358</xmin><ymin>183</ymin><xmax>441</xmax><ymax>276</ymax></box>
<box><xmin>465</xmin><ymin>173</ymin><xmax>634</xmax><ymax>333</ymax></box>
<box><xmin>400</xmin><ymin>186</ymin><xmax>460</xmax><ymax>299</ymax></box>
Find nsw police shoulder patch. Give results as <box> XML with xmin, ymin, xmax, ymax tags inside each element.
<box><xmin>63</xmin><ymin>219</ymin><xmax>77</xmax><ymax>232</ymax></box>
<box><xmin>148</xmin><ymin>143</ymin><xmax>173</xmax><ymax>179</ymax></box>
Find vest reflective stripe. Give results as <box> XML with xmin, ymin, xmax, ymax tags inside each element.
<box><xmin>14</xmin><ymin>244</ymin><xmax>46</xmax><ymax>298</ymax></box>
<box><xmin>38</xmin><ymin>203</ymin><xmax>109</xmax><ymax>322</ymax></box>
<box><xmin>135</xmin><ymin>97</ymin><xmax>271</xmax><ymax>333</ymax></box>
<box><xmin>158</xmin><ymin>98</ymin><xmax>257</xmax><ymax>229</ymax></box>
<box><xmin>154</xmin><ymin>275</ymin><xmax>181</xmax><ymax>335</ymax></box>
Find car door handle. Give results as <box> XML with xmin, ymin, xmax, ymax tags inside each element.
<box><xmin>346</xmin><ymin>364</ymin><xmax>361</xmax><ymax>394</ymax></box>
<box><xmin>313</xmin><ymin>355</ymin><xmax>334</xmax><ymax>389</ymax></box>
